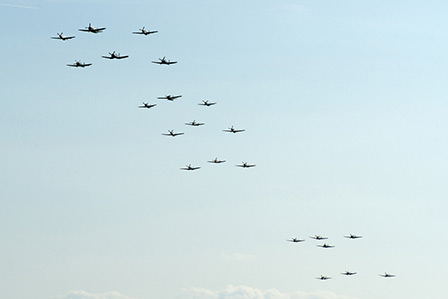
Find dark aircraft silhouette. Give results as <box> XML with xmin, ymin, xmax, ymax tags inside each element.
<box><xmin>198</xmin><ymin>100</ymin><xmax>216</xmax><ymax>106</ymax></box>
<box><xmin>208</xmin><ymin>158</ymin><xmax>226</xmax><ymax>164</ymax></box>
<box><xmin>51</xmin><ymin>32</ymin><xmax>75</xmax><ymax>40</ymax></box>
<box><xmin>181</xmin><ymin>164</ymin><xmax>200</xmax><ymax>171</ymax></box>
<box><xmin>79</xmin><ymin>23</ymin><xmax>106</xmax><ymax>33</ymax></box>
<box><xmin>185</xmin><ymin>120</ymin><xmax>204</xmax><ymax>126</ymax></box>
<box><xmin>138</xmin><ymin>102</ymin><xmax>156</xmax><ymax>109</ymax></box>
<box><xmin>236</xmin><ymin>162</ymin><xmax>256</xmax><ymax>168</ymax></box>
<box><xmin>152</xmin><ymin>56</ymin><xmax>177</xmax><ymax>65</ymax></box>
<box><xmin>317</xmin><ymin>243</ymin><xmax>335</xmax><ymax>248</ymax></box>
<box><xmin>316</xmin><ymin>275</ymin><xmax>331</xmax><ymax>280</ymax></box>
<box><xmin>67</xmin><ymin>60</ymin><xmax>92</xmax><ymax>68</ymax></box>
<box><xmin>157</xmin><ymin>95</ymin><xmax>182</xmax><ymax>101</ymax></box>
<box><xmin>341</xmin><ymin>271</ymin><xmax>357</xmax><ymax>276</ymax></box>
<box><xmin>223</xmin><ymin>126</ymin><xmax>245</xmax><ymax>133</ymax></box>
<box><xmin>287</xmin><ymin>238</ymin><xmax>305</xmax><ymax>243</ymax></box>
<box><xmin>380</xmin><ymin>273</ymin><xmax>396</xmax><ymax>278</ymax></box>
<box><xmin>162</xmin><ymin>130</ymin><xmax>184</xmax><ymax>137</ymax></box>
<box><xmin>102</xmin><ymin>51</ymin><xmax>129</xmax><ymax>59</ymax></box>
<box><xmin>310</xmin><ymin>235</ymin><xmax>328</xmax><ymax>240</ymax></box>
<box><xmin>344</xmin><ymin>234</ymin><xmax>362</xmax><ymax>239</ymax></box>
<box><xmin>132</xmin><ymin>26</ymin><xmax>158</xmax><ymax>35</ymax></box>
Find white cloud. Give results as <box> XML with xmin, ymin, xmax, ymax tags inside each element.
<box><xmin>54</xmin><ymin>290</ymin><xmax>137</xmax><ymax>299</ymax></box>
<box><xmin>180</xmin><ymin>285</ymin><xmax>357</xmax><ymax>299</ymax></box>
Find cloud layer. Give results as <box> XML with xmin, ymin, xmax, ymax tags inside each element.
<box><xmin>180</xmin><ymin>285</ymin><xmax>356</xmax><ymax>299</ymax></box>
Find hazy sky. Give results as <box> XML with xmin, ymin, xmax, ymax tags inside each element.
<box><xmin>1</xmin><ymin>1</ymin><xmax>448</xmax><ymax>298</ymax></box>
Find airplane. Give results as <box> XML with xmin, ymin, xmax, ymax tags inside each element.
<box><xmin>223</xmin><ymin>126</ymin><xmax>245</xmax><ymax>133</ymax></box>
<box><xmin>317</xmin><ymin>243</ymin><xmax>335</xmax><ymax>248</ymax></box>
<box><xmin>198</xmin><ymin>100</ymin><xmax>216</xmax><ymax>106</ymax></box>
<box><xmin>67</xmin><ymin>60</ymin><xmax>92</xmax><ymax>68</ymax></box>
<box><xmin>208</xmin><ymin>158</ymin><xmax>226</xmax><ymax>164</ymax></box>
<box><xmin>287</xmin><ymin>238</ymin><xmax>305</xmax><ymax>243</ymax></box>
<box><xmin>102</xmin><ymin>51</ymin><xmax>129</xmax><ymax>59</ymax></box>
<box><xmin>157</xmin><ymin>95</ymin><xmax>182</xmax><ymax>101</ymax></box>
<box><xmin>380</xmin><ymin>273</ymin><xmax>396</xmax><ymax>278</ymax></box>
<box><xmin>151</xmin><ymin>56</ymin><xmax>177</xmax><ymax>65</ymax></box>
<box><xmin>316</xmin><ymin>275</ymin><xmax>331</xmax><ymax>280</ymax></box>
<box><xmin>310</xmin><ymin>235</ymin><xmax>328</xmax><ymax>240</ymax></box>
<box><xmin>138</xmin><ymin>102</ymin><xmax>156</xmax><ymax>109</ymax></box>
<box><xmin>344</xmin><ymin>234</ymin><xmax>362</xmax><ymax>239</ymax></box>
<box><xmin>78</xmin><ymin>23</ymin><xmax>106</xmax><ymax>33</ymax></box>
<box><xmin>185</xmin><ymin>120</ymin><xmax>204</xmax><ymax>126</ymax></box>
<box><xmin>341</xmin><ymin>271</ymin><xmax>357</xmax><ymax>276</ymax></box>
<box><xmin>236</xmin><ymin>162</ymin><xmax>256</xmax><ymax>168</ymax></box>
<box><xmin>180</xmin><ymin>164</ymin><xmax>200</xmax><ymax>171</ymax></box>
<box><xmin>132</xmin><ymin>26</ymin><xmax>158</xmax><ymax>35</ymax></box>
<box><xmin>162</xmin><ymin>130</ymin><xmax>184</xmax><ymax>137</ymax></box>
<box><xmin>51</xmin><ymin>32</ymin><xmax>75</xmax><ymax>40</ymax></box>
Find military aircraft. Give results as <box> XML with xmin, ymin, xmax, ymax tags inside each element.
<box><xmin>162</xmin><ymin>130</ymin><xmax>184</xmax><ymax>137</ymax></box>
<box><xmin>138</xmin><ymin>102</ymin><xmax>156</xmax><ymax>109</ymax></box>
<box><xmin>208</xmin><ymin>158</ymin><xmax>226</xmax><ymax>164</ymax></box>
<box><xmin>152</xmin><ymin>56</ymin><xmax>177</xmax><ymax>65</ymax></box>
<box><xmin>341</xmin><ymin>271</ymin><xmax>357</xmax><ymax>276</ymax></box>
<box><xmin>132</xmin><ymin>26</ymin><xmax>158</xmax><ymax>35</ymax></box>
<box><xmin>236</xmin><ymin>162</ymin><xmax>256</xmax><ymax>168</ymax></box>
<box><xmin>198</xmin><ymin>100</ymin><xmax>216</xmax><ymax>106</ymax></box>
<box><xmin>380</xmin><ymin>273</ymin><xmax>396</xmax><ymax>278</ymax></box>
<box><xmin>78</xmin><ymin>23</ymin><xmax>106</xmax><ymax>33</ymax></box>
<box><xmin>51</xmin><ymin>32</ymin><xmax>75</xmax><ymax>40</ymax></box>
<box><xmin>310</xmin><ymin>235</ymin><xmax>328</xmax><ymax>240</ymax></box>
<box><xmin>181</xmin><ymin>164</ymin><xmax>200</xmax><ymax>171</ymax></box>
<box><xmin>185</xmin><ymin>120</ymin><xmax>205</xmax><ymax>126</ymax></box>
<box><xmin>344</xmin><ymin>234</ymin><xmax>362</xmax><ymax>239</ymax></box>
<box><xmin>67</xmin><ymin>60</ymin><xmax>92</xmax><ymax>68</ymax></box>
<box><xmin>157</xmin><ymin>95</ymin><xmax>182</xmax><ymax>101</ymax></box>
<box><xmin>287</xmin><ymin>238</ymin><xmax>305</xmax><ymax>243</ymax></box>
<box><xmin>317</xmin><ymin>243</ymin><xmax>335</xmax><ymax>248</ymax></box>
<box><xmin>102</xmin><ymin>51</ymin><xmax>129</xmax><ymax>59</ymax></box>
<box><xmin>223</xmin><ymin>126</ymin><xmax>245</xmax><ymax>133</ymax></box>
<box><xmin>316</xmin><ymin>275</ymin><xmax>331</xmax><ymax>280</ymax></box>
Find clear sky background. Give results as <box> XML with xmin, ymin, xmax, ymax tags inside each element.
<box><xmin>1</xmin><ymin>1</ymin><xmax>448</xmax><ymax>298</ymax></box>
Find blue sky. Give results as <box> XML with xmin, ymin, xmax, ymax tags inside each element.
<box><xmin>1</xmin><ymin>1</ymin><xmax>448</xmax><ymax>298</ymax></box>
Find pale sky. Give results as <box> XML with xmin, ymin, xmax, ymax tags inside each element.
<box><xmin>1</xmin><ymin>1</ymin><xmax>448</xmax><ymax>298</ymax></box>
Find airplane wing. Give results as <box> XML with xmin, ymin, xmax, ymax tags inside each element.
<box><xmin>117</xmin><ymin>55</ymin><xmax>129</xmax><ymax>59</ymax></box>
<box><xmin>152</xmin><ymin>61</ymin><xmax>162</xmax><ymax>64</ymax></box>
<box><xmin>132</xmin><ymin>31</ymin><xmax>143</xmax><ymax>34</ymax></box>
<box><xmin>102</xmin><ymin>56</ymin><xmax>113</xmax><ymax>59</ymax></box>
<box><xmin>166</xmin><ymin>61</ymin><xmax>177</xmax><ymax>65</ymax></box>
<box><xmin>173</xmin><ymin>133</ymin><xmax>184</xmax><ymax>136</ymax></box>
<box><xmin>93</xmin><ymin>27</ymin><xmax>106</xmax><ymax>33</ymax></box>
<box><xmin>63</xmin><ymin>36</ymin><xmax>75</xmax><ymax>40</ymax></box>
<box><xmin>78</xmin><ymin>29</ymin><xmax>90</xmax><ymax>32</ymax></box>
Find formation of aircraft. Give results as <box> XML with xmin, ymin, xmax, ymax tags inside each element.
<box><xmin>344</xmin><ymin>234</ymin><xmax>362</xmax><ymax>239</ymax></box>
<box><xmin>287</xmin><ymin>238</ymin><xmax>305</xmax><ymax>243</ymax></box>
<box><xmin>185</xmin><ymin>120</ymin><xmax>205</xmax><ymax>126</ymax></box>
<box><xmin>208</xmin><ymin>158</ymin><xmax>226</xmax><ymax>164</ymax></box>
<box><xmin>66</xmin><ymin>60</ymin><xmax>92</xmax><ymax>68</ymax></box>
<box><xmin>198</xmin><ymin>100</ymin><xmax>216</xmax><ymax>106</ymax></box>
<box><xmin>316</xmin><ymin>275</ymin><xmax>331</xmax><ymax>280</ymax></box>
<box><xmin>157</xmin><ymin>95</ymin><xmax>182</xmax><ymax>101</ymax></box>
<box><xmin>180</xmin><ymin>164</ymin><xmax>200</xmax><ymax>171</ymax></box>
<box><xmin>132</xmin><ymin>26</ymin><xmax>158</xmax><ymax>35</ymax></box>
<box><xmin>236</xmin><ymin>162</ymin><xmax>256</xmax><ymax>168</ymax></box>
<box><xmin>152</xmin><ymin>56</ymin><xmax>177</xmax><ymax>65</ymax></box>
<box><xmin>138</xmin><ymin>102</ymin><xmax>156</xmax><ymax>109</ymax></box>
<box><xmin>51</xmin><ymin>33</ymin><xmax>75</xmax><ymax>40</ymax></box>
<box><xmin>341</xmin><ymin>271</ymin><xmax>357</xmax><ymax>276</ymax></box>
<box><xmin>317</xmin><ymin>243</ymin><xmax>335</xmax><ymax>248</ymax></box>
<box><xmin>223</xmin><ymin>126</ymin><xmax>245</xmax><ymax>133</ymax></box>
<box><xmin>78</xmin><ymin>23</ymin><xmax>106</xmax><ymax>34</ymax></box>
<box><xmin>310</xmin><ymin>235</ymin><xmax>328</xmax><ymax>240</ymax></box>
<box><xmin>380</xmin><ymin>273</ymin><xmax>396</xmax><ymax>278</ymax></box>
<box><xmin>102</xmin><ymin>51</ymin><xmax>129</xmax><ymax>59</ymax></box>
<box><xmin>162</xmin><ymin>130</ymin><xmax>184</xmax><ymax>137</ymax></box>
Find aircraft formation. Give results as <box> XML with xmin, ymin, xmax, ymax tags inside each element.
<box><xmin>286</xmin><ymin>233</ymin><xmax>396</xmax><ymax>280</ymax></box>
<box><xmin>53</xmin><ymin>23</ymin><xmax>256</xmax><ymax>171</ymax></box>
